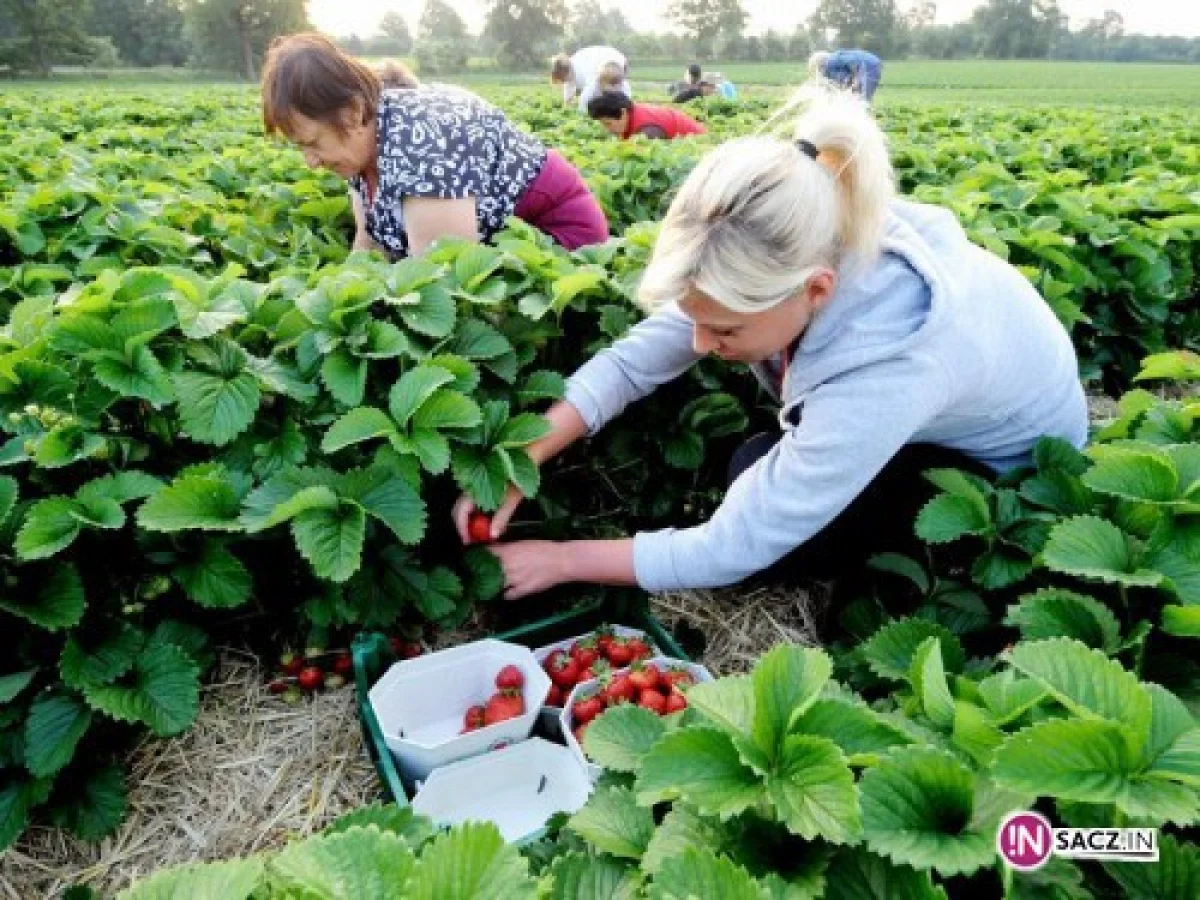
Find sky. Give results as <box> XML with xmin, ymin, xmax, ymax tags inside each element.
<box><xmin>308</xmin><ymin>1</ymin><xmax>1200</xmax><ymax>40</ymax></box>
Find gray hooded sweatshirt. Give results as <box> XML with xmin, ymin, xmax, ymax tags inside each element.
<box><xmin>563</xmin><ymin>199</ymin><xmax>1089</xmax><ymax>591</ymax></box>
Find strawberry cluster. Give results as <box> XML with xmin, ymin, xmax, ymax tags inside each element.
<box><xmin>541</xmin><ymin>629</ymin><xmax>654</xmax><ymax>706</ymax></box>
<box><xmin>569</xmin><ymin>662</ymin><xmax>696</xmax><ymax>749</ymax></box>
<box><xmin>461</xmin><ymin>664</ymin><xmax>527</xmax><ymax>733</ymax></box>
<box><xmin>268</xmin><ymin>634</ymin><xmax>422</xmax><ymax>704</ymax></box>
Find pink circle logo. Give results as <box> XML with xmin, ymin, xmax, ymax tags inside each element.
<box><xmin>997</xmin><ymin>811</ymin><xmax>1053</xmax><ymax>871</ymax></box>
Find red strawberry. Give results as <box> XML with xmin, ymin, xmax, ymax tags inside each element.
<box><xmin>484</xmin><ymin>689</ymin><xmax>525</xmax><ymax>725</ymax></box>
<box><xmin>495</xmin><ymin>664</ymin><xmax>524</xmax><ymax>690</ymax></box>
<box><xmin>626</xmin><ymin>637</ymin><xmax>652</xmax><ymax>660</ymax></box>
<box><xmin>605</xmin><ymin>638</ymin><xmax>634</xmax><ymax>667</ymax></box>
<box><xmin>546</xmin><ymin>684</ymin><xmax>565</xmax><ymax>707</ymax></box>
<box><xmin>573</xmin><ymin>721</ymin><xmax>590</xmax><ymax>750</ymax></box>
<box><xmin>543</xmin><ymin>649</ymin><xmax>567</xmax><ymax>673</ymax></box>
<box><xmin>603</xmin><ymin>672</ymin><xmax>636</xmax><ymax>704</ymax></box>
<box><xmin>572</xmin><ymin>694</ymin><xmax>605</xmax><ymax>725</ymax></box>
<box><xmin>594</xmin><ymin>627</ymin><xmax>616</xmax><ymax>655</ymax></box>
<box><xmin>570</xmin><ymin>638</ymin><xmax>599</xmax><ymax>669</ymax></box>
<box><xmin>463</xmin><ymin>704</ymin><xmax>486</xmax><ymax>731</ymax></box>
<box><xmin>297</xmin><ymin>666</ymin><xmax>324</xmax><ymax>692</ymax></box>
<box><xmin>389</xmin><ymin>636</ymin><xmax>423</xmax><ymax>659</ymax></box>
<box><xmin>333</xmin><ymin>654</ymin><xmax>353</xmax><ymax>676</ymax></box>
<box><xmin>662</xmin><ymin>669</ymin><xmax>697</xmax><ymax>690</ymax></box>
<box><xmin>665</xmin><ymin>691</ymin><xmax>688</xmax><ymax>714</ymax></box>
<box><xmin>627</xmin><ymin>662</ymin><xmax>660</xmax><ymax>692</ymax></box>
<box><xmin>268</xmin><ymin>678</ymin><xmax>290</xmax><ymax>694</ymax></box>
<box><xmin>548</xmin><ymin>654</ymin><xmax>582</xmax><ymax>690</ymax></box>
<box><xmin>638</xmin><ymin>689</ymin><xmax>667</xmax><ymax>715</ymax></box>
<box><xmin>280</xmin><ymin>652</ymin><xmax>305</xmax><ymax>676</ymax></box>
<box><xmin>468</xmin><ymin>511</ymin><xmax>493</xmax><ymax>544</ymax></box>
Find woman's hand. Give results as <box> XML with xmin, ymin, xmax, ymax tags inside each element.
<box><xmin>452</xmin><ymin>484</ymin><xmax>525</xmax><ymax>544</ymax></box>
<box><xmin>489</xmin><ymin>541</ymin><xmax>570</xmax><ymax>600</ymax></box>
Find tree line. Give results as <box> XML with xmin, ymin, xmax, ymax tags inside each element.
<box><xmin>1</xmin><ymin>0</ymin><xmax>1197</xmax><ymax>79</ymax></box>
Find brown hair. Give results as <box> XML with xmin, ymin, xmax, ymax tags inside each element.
<box><xmin>261</xmin><ymin>32</ymin><xmax>381</xmax><ymax>137</ymax></box>
<box><xmin>550</xmin><ymin>53</ymin><xmax>571</xmax><ymax>83</ymax></box>
<box><xmin>376</xmin><ymin>60</ymin><xmax>419</xmax><ymax>90</ymax></box>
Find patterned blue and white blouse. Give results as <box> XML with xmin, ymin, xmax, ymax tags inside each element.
<box><xmin>349</xmin><ymin>87</ymin><xmax>547</xmax><ymax>259</ymax></box>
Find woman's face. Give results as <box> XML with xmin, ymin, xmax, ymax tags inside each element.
<box><xmin>287</xmin><ymin>105</ymin><xmax>375</xmax><ymax>180</ymax></box>
<box><xmin>679</xmin><ymin>273</ymin><xmax>835</xmax><ymax>365</ymax></box>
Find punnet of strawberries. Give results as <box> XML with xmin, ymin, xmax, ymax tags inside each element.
<box><xmin>541</xmin><ymin>627</ymin><xmax>655</xmax><ymax>707</ymax></box>
<box><xmin>460</xmin><ymin>664</ymin><xmax>528</xmax><ymax>734</ymax></box>
<box><xmin>568</xmin><ymin>661</ymin><xmax>697</xmax><ymax>752</ymax></box>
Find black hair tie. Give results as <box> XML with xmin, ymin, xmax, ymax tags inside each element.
<box><xmin>796</xmin><ymin>139</ymin><xmax>819</xmax><ymax>160</ymax></box>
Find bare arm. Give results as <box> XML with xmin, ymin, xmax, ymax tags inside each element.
<box><xmin>402</xmin><ymin>196</ymin><xmax>479</xmax><ymax>256</ymax></box>
<box><xmin>350</xmin><ymin>189</ymin><xmax>383</xmax><ymax>253</ymax></box>
<box><xmin>492</xmin><ymin>537</ymin><xmax>636</xmax><ymax>600</ymax></box>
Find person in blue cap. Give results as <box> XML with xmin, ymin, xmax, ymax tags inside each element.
<box><xmin>809</xmin><ymin>49</ymin><xmax>883</xmax><ymax>101</ymax></box>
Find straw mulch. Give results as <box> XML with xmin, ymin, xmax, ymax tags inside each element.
<box><xmin>1</xmin><ymin>648</ymin><xmax>381</xmax><ymax>899</ymax></box>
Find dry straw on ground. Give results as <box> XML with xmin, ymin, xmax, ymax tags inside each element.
<box><xmin>1</xmin><ymin>648</ymin><xmax>381</xmax><ymax>899</ymax></box>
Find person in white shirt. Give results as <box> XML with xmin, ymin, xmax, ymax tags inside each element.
<box><xmin>550</xmin><ymin>45</ymin><xmax>631</xmax><ymax>113</ymax></box>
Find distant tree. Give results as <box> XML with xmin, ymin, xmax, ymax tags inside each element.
<box><xmin>484</xmin><ymin>0</ymin><xmax>567</xmax><ymax>70</ymax></box>
<box><xmin>416</xmin><ymin>0</ymin><xmax>471</xmax><ymax>73</ymax></box>
<box><xmin>379</xmin><ymin>11</ymin><xmax>412</xmax><ymax>54</ymax></box>
<box><xmin>666</xmin><ymin>0</ymin><xmax>748</xmax><ymax>60</ymax></box>
<box><xmin>809</xmin><ymin>0</ymin><xmax>899</xmax><ymax>55</ymax></box>
<box><xmin>89</xmin><ymin>0</ymin><xmax>189</xmax><ymax>67</ymax></box>
<box><xmin>567</xmin><ymin>1</ymin><xmax>633</xmax><ymax>51</ymax></box>
<box><xmin>970</xmin><ymin>0</ymin><xmax>1064</xmax><ymax>58</ymax></box>
<box><xmin>761</xmin><ymin>28</ymin><xmax>789</xmax><ymax>61</ymax></box>
<box><xmin>0</xmin><ymin>0</ymin><xmax>95</xmax><ymax>75</ymax></box>
<box><xmin>184</xmin><ymin>0</ymin><xmax>309</xmax><ymax>79</ymax></box>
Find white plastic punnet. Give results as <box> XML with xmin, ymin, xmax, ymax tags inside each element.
<box><xmin>560</xmin><ymin>656</ymin><xmax>713</xmax><ymax>782</ymax></box>
<box><xmin>412</xmin><ymin>737</ymin><xmax>592</xmax><ymax>843</ymax></box>
<box><xmin>368</xmin><ymin>639</ymin><xmax>551</xmax><ymax>783</ymax></box>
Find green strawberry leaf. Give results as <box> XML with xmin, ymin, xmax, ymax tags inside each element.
<box><xmin>24</xmin><ymin>693</ymin><xmax>92</xmax><ymax>778</ymax></box>
<box><xmin>648</xmin><ymin>847</ymin><xmax>766</xmax><ymax>900</ymax></box>
<box><xmin>137</xmin><ymin>469</ymin><xmax>244</xmax><ymax>532</ymax></box>
<box><xmin>405</xmin><ymin>820</ymin><xmax>535</xmax><ymax>899</ymax></box>
<box><xmin>291</xmin><ymin>503</ymin><xmax>366</xmax><ymax>583</ymax></box>
<box><xmin>173</xmin><ymin>540</ymin><xmax>252</xmax><ymax>608</ymax></box>
<box><xmin>174</xmin><ymin>370</ymin><xmax>260</xmax><ymax>446</ymax></box>
<box><xmin>0</xmin><ymin>563</ymin><xmax>85</xmax><ymax>631</ymax></box>
<box><xmin>583</xmin><ymin>704</ymin><xmax>668</xmax><ymax>773</ymax></box>
<box><xmin>1003</xmin><ymin>588</ymin><xmax>1122</xmax><ymax>652</ymax></box>
<box><xmin>567</xmin><ymin>785</ymin><xmax>654</xmax><ymax>860</ymax></box>
<box><xmin>1040</xmin><ymin>516</ymin><xmax>1164</xmax><ymax>587</ymax></box>
<box><xmin>322</xmin><ymin>407</ymin><xmax>398</xmax><ymax>453</ymax></box>
<box><xmin>636</xmin><ymin>726</ymin><xmax>763</xmax><ymax>818</ymax></box>
<box><xmin>60</xmin><ymin>620</ymin><xmax>144</xmax><ymax>689</ymax></box>
<box><xmin>83</xmin><ymin>642</ymin><xmax>200</xmax><ymax>737</ymax></box>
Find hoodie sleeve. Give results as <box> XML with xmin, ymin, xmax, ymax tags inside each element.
<box><xmin>632</xmin><ymin>353</ymin><xmax>952</xmax><ymax>591</ymax></box>
<box><xmin>564</xmin><ymin>303</ymin><xmax>701</xmax><ymax>435</ymax></box>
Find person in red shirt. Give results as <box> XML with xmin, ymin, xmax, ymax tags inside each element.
<box><xmin>587</xmin><ymin>91</ymin><xmax>706</xmax><ymax>140</ymax></box>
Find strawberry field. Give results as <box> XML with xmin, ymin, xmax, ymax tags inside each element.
<box><xmin>1</xmin><ymin>81</ymin><xmax>1198</xmax><ymax>897</ymax></box>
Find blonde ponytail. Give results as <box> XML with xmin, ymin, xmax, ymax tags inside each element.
<box><xmin>639</xmin><ymin>81</ymin><xmax>893</xmax><ymax>315</ymax></box>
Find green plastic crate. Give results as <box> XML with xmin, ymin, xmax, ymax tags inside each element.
<box><xmin>351</xmin><ymin>591</ymin><xmax>688</xmax><ymax>807</ymax></box>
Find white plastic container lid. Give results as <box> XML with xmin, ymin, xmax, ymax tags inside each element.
<box><xmin>412</xmin><ymin>737</ymin><xmax>592</xmax><ymax>843</ymax></box>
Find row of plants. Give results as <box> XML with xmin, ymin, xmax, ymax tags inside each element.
<box><xmin>2</xmin><ymin>89</ymin><xmax>1197</xmax><ymax>386</ymax></box>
